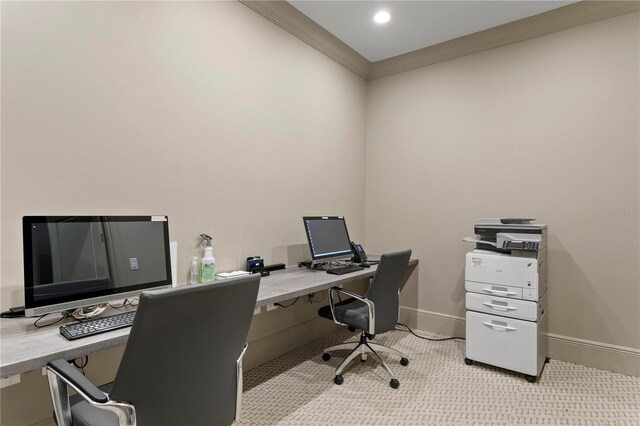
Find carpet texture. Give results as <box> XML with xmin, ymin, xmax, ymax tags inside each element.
<box><xmin>238</xmin><ymin>328</ymin><xmax>640</xmax><ymax>425</ymax></box>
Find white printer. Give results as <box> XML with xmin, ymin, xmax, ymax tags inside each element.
<box><xmin>463</xmin><ymin>218</ymin><xmax>549</xmax><ymax>383</ymax></box>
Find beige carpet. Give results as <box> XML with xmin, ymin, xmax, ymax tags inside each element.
<box><xmin>238</xmin><ymin>328</ymin><xmax>640</xmax><ymax>425</ymax></box>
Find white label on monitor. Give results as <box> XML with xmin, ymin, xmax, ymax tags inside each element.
<box><xmin>129</xmin><ymin>258</ymin><xmax>139</xmax><ymax>270</ymax></box>
<box><xmin>152</xmin><ymin>215</ymin><xmax>167</xmax><ymax>221</ymax></box>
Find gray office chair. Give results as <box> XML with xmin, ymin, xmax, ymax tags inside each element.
<box><xmin>46</xmin><ymin>275</ymin><xmax>261</xmax><ymax>426</ymax></box>
<box><xmin>318</xmin><ymin>249</ymin><xmax>412</xmax><ymax>389</ymax></box>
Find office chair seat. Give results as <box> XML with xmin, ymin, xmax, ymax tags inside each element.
<box><xmin>318</xmin><ymin>250</ymin><xmax>412</xmax><ymax>389</ymax></box>
<box><xmin>68</xmin><ymin>383</ymin><xmax>117</xmax><ymax>426</ymax></box>
<box><xmin>318</xmin><ymin>298</ymin><xmax>370</xmax><ymax>333</ymax></box>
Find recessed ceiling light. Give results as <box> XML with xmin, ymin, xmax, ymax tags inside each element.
<box><xmin>373</xmin><ymin>11</ymin><xmax>391</xmax><ymax>24</ymax></box>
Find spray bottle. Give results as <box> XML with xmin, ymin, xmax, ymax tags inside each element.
<box><xmin>199</xmin><ymin>234</ymin><xmax>216</xmax><ymax>283</ymax></box>
<box><xmin>190</xmin><ymin>257</ymin><xmax>199</xmax><ymax>285</ymax></box>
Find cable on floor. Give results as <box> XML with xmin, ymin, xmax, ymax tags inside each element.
<box><xmin>395</xmin><ymin>322</ymin><xmax>465</xmax><ymax>341</ymax></box>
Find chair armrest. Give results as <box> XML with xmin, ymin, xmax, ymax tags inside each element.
<box><xmin>328</xmin><ymin>287</ymin><xmax>376</xmax><ymax>335</ymax></box>
<box><xmin>47</xmin><ymin>359</ymin><xmax>108</xmax><ymax>403</ymax></box>
<box><xmin>235</xmin><ymin>344</ymin><xmax>249</xmax><ymax>422</ymax></box>
<box><xmin>47</xmin><ymin>359</ymin><xmax>136</xmax><ymax>426</ymax></box>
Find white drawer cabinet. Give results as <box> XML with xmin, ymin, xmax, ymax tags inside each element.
<box><xmin>466</xmin><ymin>310</ymin><xmax>548</xmax><ymax>377</ymax></box>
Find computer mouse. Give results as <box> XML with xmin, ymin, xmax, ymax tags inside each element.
<box><xmin>360</xmin><ymin>263</ymin><xmax>370</xmax><ymax>268</ymax></box>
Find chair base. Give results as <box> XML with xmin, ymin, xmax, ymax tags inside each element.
<box><xmin>322</xmin><ymin>332</ymin><xmax>408</xmax><ymax>387</ymax></box>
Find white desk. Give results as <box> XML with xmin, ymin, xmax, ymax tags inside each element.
<box><xmin>1</xmin><ymin>259</ymin><xmax>418</xmax><ymax>378</ymax></box>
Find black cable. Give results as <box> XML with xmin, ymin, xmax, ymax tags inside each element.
<box><xmin>308</xmin><ymin>291</ymin><xmax>325</xmax><ymax>304</ymax></box>
<box><xmin>275</xmin><ymin>297</ymin><xmax>300</xmax><ymax>308</ymax></box>
<box><xmin>108</xmin><ymin>298</ymin><xmax>139</xmax><ymax>309</ymax></box>
<box><xmin>395</xmin><ymin>322</ymin><xmax>465</xmax><ymax>342</ymax></box>
<box><xmin>108</xmin><ymin>300</ymin><xmax>127</xmax><ymax>309</ymax></box>
<box><xmin>34</xmin><ymin>312</ymin><xmax>72</xmax><ymax>328</ymax></box>
<box><xmin>73</xmin><ymin>356</ymin><xmax>89</xmax><ymax>375</ymax></box>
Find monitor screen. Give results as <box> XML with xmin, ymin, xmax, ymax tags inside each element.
<box><xmin>303</xmin><ymin>216</ymin><xmax>353</xmax><ymax>263</ymax></box>
<box><xmin>23</xmin><ymin>216</ymin><xmax>172</xmax><ymax>317</ymax></box>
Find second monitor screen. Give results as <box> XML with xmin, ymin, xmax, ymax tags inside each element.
<box><xmin>304</xmin><ymin>217</ymin><xmax>352</xmax><ymax>260</ymax></box>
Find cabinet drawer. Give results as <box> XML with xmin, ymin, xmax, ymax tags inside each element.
<box><xmin>465</xmin><ymin>311</ymin><xmax>540</xmax><ymax>375</ymax></box>
<box><xmin>466</xmin><ymin>292</ymin><xmax>541</xmax><ymax>321</ymax></box>
<box><xmin>465</xmin><ymin>281</ymin><xmax>522</xmax><ymax>299</ymax></box>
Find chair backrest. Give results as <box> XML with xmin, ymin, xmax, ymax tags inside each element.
<box><xmin>364</xmin><ymin>249</ymin><xmax>412</xmax><ymax>334</ymax></box>
<box><xmin>110</xmin><ymin>275</ymin><xmax>260</xmax><ymax>426</ymax></box>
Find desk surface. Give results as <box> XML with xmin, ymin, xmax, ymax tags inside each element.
<box><xmin>1</xmin><ymin>259</ymin><xmax>417</xmax><ymax>378</ymax></box>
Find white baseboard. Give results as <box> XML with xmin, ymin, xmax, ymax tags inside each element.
<box><xmin>400</xmin><ymin>306</ymin><xmax>640</xmax><ymax>377</ymax></box>
<box><xmin>547</xmin><ymin>333</ymin><xmax>640</xmax><ymax>377</ymax></box>
<box><xmin>399</xmin><ymin>306</ymin><xmax>466</xmax><ymax>338</ymax></box>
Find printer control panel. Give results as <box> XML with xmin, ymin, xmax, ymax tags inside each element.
<box><xmin>502</xmin><ymin>241</ymin><xmax>539</xmax><ymax>251</ymax></box>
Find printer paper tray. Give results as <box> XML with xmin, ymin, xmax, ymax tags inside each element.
<box><xmin>466</xmin><ymin>281</ymin><xmax>523</xmax><ymax>299</ymax></box>
<box><xmin>466</xmin><ymin>292</ymin><xmax>545</xmax><ymax>321</ymax></box>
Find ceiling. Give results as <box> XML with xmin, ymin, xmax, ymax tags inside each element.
<box><xmin>288</xmin><ymin>1</ymin><xmax>578</xmax><ymax>62</ymax></box>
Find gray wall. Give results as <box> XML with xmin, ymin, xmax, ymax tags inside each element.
<box><xmin>365</xmin><ymin>12</ymin><xmax>639</xmax><ymax>369</ymax></box>
<box><xmin>1</xmin><ymin>2</ymin><xmax>638</xmax><ymax>424</ymax></box>
<box><xmin>0</xmin><ymin>2</ymin><xmax>366</xmax><ymax>424</ymax></box>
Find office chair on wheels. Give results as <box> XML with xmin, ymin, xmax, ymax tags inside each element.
<box><xmin>318</xmin><ymin>249</ymin><xmax>412</xmax><ymax>389</ymax></box>
<box><xmin>46</xmin><ymin>275</ymin><xmax>260</xmax><ymax>426</ymax></box>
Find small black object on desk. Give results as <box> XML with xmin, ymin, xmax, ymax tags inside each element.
<box><xmin>326</xmin><ymin>264</ymin><xmax>364</xmax><ymax>275</ymax></box>
<box><xmin>1</xmin><ymin>306</ymin><xmax>25</xmax><ymax>318</ymax></box>
<box><xmin>264</xmin><ymin>263</ymin><xmax>286</xmax><ymax>272</ymax></box>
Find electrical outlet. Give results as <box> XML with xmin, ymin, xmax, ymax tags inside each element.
<box><xmin>266</xmin><ymin>304</ymin><xmax>277</xmax><ymax>311</ymax></box>
<box><xmin>0</xmin><ymin>375</ymin><xmax>21</xmax><ymax>389</ymax></box>
<box><xmin>254</xmin><ymin>307</ymin><xmax>261</xmax><ymax>315</ymax></box>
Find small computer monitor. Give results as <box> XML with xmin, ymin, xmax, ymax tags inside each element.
<box><xmin>303</xmin><ymin>216</ymin><xmax>353</xmax><ymax>264</ymax></box>
<box><xmin>23</xmin><ymin>216</ymin><xmax>172</xmax><ymax>317</ymax></box>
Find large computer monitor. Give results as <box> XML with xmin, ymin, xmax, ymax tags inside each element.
<box><xmin>303</xmin><ymin>216</ymin><xmax>354</xmax><ymax>264</ymax></box>
<box><xmin>23</xmin><ymin>216</ymin><xmax>172</xmax><ymax>317</ymax></box>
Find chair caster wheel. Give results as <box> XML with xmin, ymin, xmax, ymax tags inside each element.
<box><xmin>464</xmin><ymin>358</ymin><xmax>473</xmax><ymax>365</ymax></box>
<box><xmin>322</xmin><ymin>353</ymin><xmax>331</xmax><ymax>361</ymax></box>
<box><xmin>334</xmin><ymin>375</ymin><xmax>344</xmax><ymax>385</ymax></box>
<box><xmin>348</xmin><ymin>326</ymin><xmax>356</xmax><ymax>332</ymax></box>
<box><xmin>526</xmin><ymin>375</ymin><xmax>537</xmax><ymax>383</ymax></box>
<box><xmin>390</xmin><ymin>378</ymin><xmax>400</xmax><ymax>389</ymax></box>
<box><xmin>545</xmin><ymin>357</ymin><xmax>550</xmax><ymax>364</ymax></box>
<box><xmin>400</xmin><ymin>357</ymin><xmax>409</xmax><ymax>366</ymax></box>
<box><xmin>360</xmin><ymin>358</ymin><xmax>367</xmax><ymax>363</ymax></box>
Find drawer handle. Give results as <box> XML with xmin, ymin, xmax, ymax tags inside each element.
<box><xmin>481</xmin><ymin>287</ymin><xmax>517</xmax><ymax>296</ymax></box>
<box><xmin>482</xmin><ymin>321</ymin><xmax>517</xmax><ymax>331</ymax></box>
<box><xmin>482</xmin><ymin>302</ymin><xmax>517</xmax><ymax>311</ymax></box>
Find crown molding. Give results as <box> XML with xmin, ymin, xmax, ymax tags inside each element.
<box><xmin>240</xmin><ymin>1</ymin><xmax>639</xmax><ymax>82</ymax></box>
<box><xmin>369</xmin><ymin>1</ymin><xmax>640</xmax><ymax>80</ymax></box>
<box><xmin>239</xmin><ymin>1</ymin><xmax>371</xmax><ymax>79</ymax></box>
